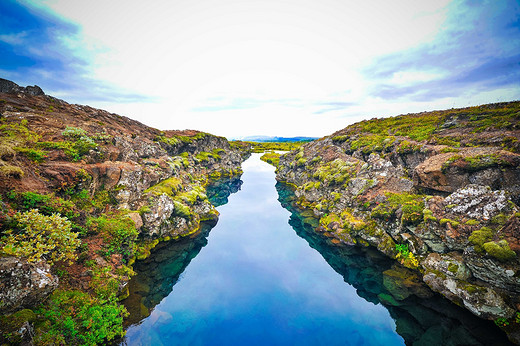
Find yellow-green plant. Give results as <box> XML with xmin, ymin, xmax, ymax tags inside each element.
<box><xmin>395</xmin><ymin>243</ymin><xmax>419</xmax><ymax>268</ymax></box>
<box><xmin>0</xmin><ymin>209</ymin><xmax>80</xmax><ymax>264</ymax></box>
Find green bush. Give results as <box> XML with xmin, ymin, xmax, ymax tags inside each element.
<box><xmin>62</xmin><ymin>127</ymin><xmax>88</xmax><ymax>139</ymax></box>
<box><xmin>11</xmin><ymin>191</ymin><xmax>78</xmax><ymax>219</ymax></box>
<box><xmin>0</xmin><ymin>209</ymin><xmax>80</xmax><ymax>264</ymax></box>
<box><xmin>34</xmin><ymin>290</ymin><xmax>127</xmax><ymax>345</ymax></box>
<box><xmin>86</xmin><ymin>214</ymin><xmax>138</xmax><ymax>260</ymax></box>
<box><xmin>15</xmin><ymin>147</ymin><xmax>47</xmax><ymax>162</ymax></box>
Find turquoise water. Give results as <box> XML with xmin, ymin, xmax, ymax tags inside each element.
<box><xmin>123</xmin><ymin>154</ymin><xmax>510</xmax><ymax>345</ymax></box>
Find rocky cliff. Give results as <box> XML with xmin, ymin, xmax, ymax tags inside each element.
<box><xmin>0</xmin><ymin>79</ymin><xmax>250</xmax><ymax>344</ymax></box>
<box><xmin>275</xmin><ymin>102</ymin><xmax>520</xmax><ymax>342</ymax></box>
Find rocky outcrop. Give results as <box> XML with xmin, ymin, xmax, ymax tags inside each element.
<box><xmin>414</xmin><ymin>147</ymin><xmax>520</xmax><ymax>202</ymax></box>
<box><xmin>0</xmin><ymin>78</ymin><xmax>44</xmax><ymax>96</ymax></box>
<box><xmin>275</xmin><ymin>101</ymin><xmax>520</xmax><ymax>341</ymax></box>
<box><xmin>0</xmin><ymin>78</ymin><xmax>251</xmax><ymax>328</ymax></box>
<box><xmin>0</xmin><ymin>257</ymin><xmax>58</xmax><ymax>314</ymax></box>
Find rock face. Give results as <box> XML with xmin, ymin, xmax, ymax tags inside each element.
<box><xmin>0</xmin><ymin>79</ymin><xmax>251</xmax><ymax>321</ymax></box>
<box><xmin>275</xmin><ymin>102</ymin><xmax>520</xmax><ymax>338</ymax></box>
<box><xmin>0</xmin><ymin>257</ymin><xmax>58</xmax><ymax>314</ymax></box>
<box><xmin>0</xmin><ymin>78</ymin><xmax>44</xmax><ymax>96</ymax></box>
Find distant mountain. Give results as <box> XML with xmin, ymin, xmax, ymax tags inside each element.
<box><xmin>234</xmin><ymin>135</ymin><xmax>318</xmax><ymax>142</ymax></box>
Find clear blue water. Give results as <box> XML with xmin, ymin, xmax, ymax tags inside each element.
<box><xmin>123</xmin><ymin>154</ymin><xmax>510</xmax><ymax>345</ymax></box>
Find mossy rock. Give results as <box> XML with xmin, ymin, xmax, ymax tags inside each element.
<box><xmin>0</xmin><ymin>309</ymin><xmax>36</xmax><ymax>344</ymax></box>
<box><xmin>377</xmin><ymin>293</ymin><xmax>402</xmax><ymax>307</ymax></box>
<box><xmin>468</xmin><ymin>227</ymin><xmax>493</xmax><ymax>252</ymax></box>
<box><xmin>483</xmin><ymin>240</ymin><xmax>517</xmax><ymax>262</ymax></box>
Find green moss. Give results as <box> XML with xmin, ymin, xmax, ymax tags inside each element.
<box><xmin>352</xmin><ymin>111</ymin><xmax>444</xmax><ymax>141</ymax></box>
<box><xmin>483</xmin><ymin>240</ymin><xmax>516</xmax><ymax>262</ymax></box>
<box><xmin>144</xmin><ymin>177</ymin><xmax>183</xmax><ymax>197</ymax></box>
<box><xmin>176</xmin><ymin>185</ymin><xmax>207</xmax><ymax>205</ymax></box>
<box><xmin>439</xmin><ymin>218</ymin><xmax>460</xmax><ymax>228</ymax></box>
<box><xmin>172</xmin><ymin>200</ymin><xmax>192</xmax><ymax>218</ymax></box>
<box><xmin>247</xmin><ymin>141</ymin><xmax>307</xmax><ymax>152</ymax></box>
<box><xmin>331</xmin><ymin>135</ymin><xmax>349</xmax><ymax>143</ymax></box>
<box><xmin>260</xmin><ymin>151</ymin><xmax>281</xmax><ymax>167</ymax></box>
<box><xmin>371</xmin><ymin>192</ymin><xmax>425</xmax><ymax>226</ymax></box>
<box><xmin>469</xmin><ymin>227</ymin><xmax>494</xmax><ymax>253</ymax></box>
<box><xmin>491</xmin><ymin>213</ymin><xmax>509</xmax><ymax>225</ymax></box>
<box><xmin>303</xmin><ymin>182</ymin><xmax>314</xmax><ymax>191</ymax></box>
<box><xmin>463</xmin><ymin>154</ymin><xmax>510</xmax><ymax>171</ymax></box>
<box><xmin>350</xmin><ymin>134</ymin><xmax>395</xmax><ymax>153</ymax></box>
<box><xmin>423</xmin><ymin>208</ymin><xmax>437</xmax><ymax>222</ymax></box>
<box><xmin>448</xmin><ymin>263</ymin><xmax>459</xmax><ymax>273</ymax></box>
<box><xmin>15</xmin><ymin>147</ymin><xmax>47</xmax><ymax>162</ymax></box>
<box><xmin>194</xmin><ymin>150</ymin><xmax>221</xmax><ymax>162</ymax></box>
<box><xmin>465</xmin><ymin>219</ymin><xmax>480</xmax><ymax>226</ymax></box>
<box><xmin>0</xmin><ymin>309</ymin><xmax>37</xmax><ymax>344</ymax></box>
<box><xmin>313</xmin><ymin>158</ymin><xmax>356</xmax><ymax>186</ymax></box>
<box><xmin>441</xmin><ymin>154</ymin><xmax>463</xmax><ymax>172</ymax></box>
<box><xmin>396</xmin><ymin>140</ymin><xmax>423</xmax><ymax>154</ymax></box>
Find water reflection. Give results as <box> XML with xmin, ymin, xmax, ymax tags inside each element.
<box><xmin>123</xmin><ymin>175</ymin><xmax>243</xmax><ymax>327</ymax></box>
<box><xmin>276</xmin><ymin>182</ymin><xmax>512</xmax><ymax>346</ymax></box>
<box><xmin>206</xmin><ymin>175</ymin><xmax>243</xmax><ymax>207</ymax></box>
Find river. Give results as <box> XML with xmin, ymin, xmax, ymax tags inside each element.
<box><xmin>122</xmin><ymin>153</ymin><xmax>510</xmax><ymax>345</ymax></box>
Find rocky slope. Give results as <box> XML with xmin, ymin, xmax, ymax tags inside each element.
<box><xmin>275</xmin><ymin>101</ymin><xmax>520</xmax><ymax>342</ymax></box>
<box><xmin>0</xmin><ymin>78</ymin><xmax>250</xmax><ymax>344</ymax></box>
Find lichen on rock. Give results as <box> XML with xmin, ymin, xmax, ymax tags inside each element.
<box><xmin>274</xmin><ymin>101</ymin><xmax>520</xmax><ymax>339</ymax></box>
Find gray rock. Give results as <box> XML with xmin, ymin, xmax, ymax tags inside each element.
<box><xmin>444</xmin><ymin>184</ymin><xmax>510</xmax><ymax>221</ymax></box>
<box><xmin>0</xmin><ymin>257</ymin><xmax>58</xmax><ymax>314</ymax></box>
<box><xmin>464</xmin><ymin>248</ymin><xmax>520</xmax><ymax>293</ymax></box>
<box><xmin>422</xmin><ymin>252</ymin><xmax>471</xmax><ymax>281</ymax></box>
<box><xmin>0</xmin><ymin>78</ymin><xmax>44</xmax><ymax>95</ymax></box>
<box><xmin>423</xmin><ymin>270</ymin><xmax>514</xmax><ymax>319</ymax></box>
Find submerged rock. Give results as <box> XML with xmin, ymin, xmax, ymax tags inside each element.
<box><xmin>275</xmin><ymin>101</ymin><xmax>520</xmax><ymax>341</ymax></box>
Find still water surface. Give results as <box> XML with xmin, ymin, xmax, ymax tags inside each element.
<box><xmin>123</xmin><ymin>154</ymin><xmax>509</xmax><ymax>345</ymax></box>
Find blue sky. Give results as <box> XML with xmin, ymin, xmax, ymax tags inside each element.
<box><xmin>1</xmin><ymin>0</ymin><xmax>519</xmax><ymax>138</ymax></box>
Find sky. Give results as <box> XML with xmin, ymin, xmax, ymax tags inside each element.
<box><xmin>0</xmin><ymin>0</ymin><xmax>519</xmax><ymax>139</ymax></box>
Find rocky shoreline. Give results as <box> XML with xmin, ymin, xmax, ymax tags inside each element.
<box><xmin>0</xmin><ymin>79</ymin><xmax>250</xmax><ymax>344</ymax></box>
<box><xmin>274</xmin><ymin>102</ymin><xmax>520</xmax><ymax>343</ymax></box>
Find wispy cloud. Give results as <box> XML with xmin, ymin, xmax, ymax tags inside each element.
<box><xmin>0</xmin><ymin>0</ymin><xmax>149</xmax><ymax>103</ymax></box>
<box><xmin>1</xmin><ymin>0</ymin><xmax>518</xmax><ymax>137</ymax></box>
<box><xmin>313</xmin><ymin>101</ymin><xmax>357</xmax><ymax>115</ymax></box>
<box><xmin>363</xmin><ymin>0</ymin><xmax>520</xmax><ymax>102</ymax></box>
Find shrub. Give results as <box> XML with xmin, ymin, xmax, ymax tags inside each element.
<box><xmin>15</xmin><ymin>147</ymin><xmax>47</xmax><ymax>162</ymax></box>
<box><xmin>0</xmin><ymin>209</ymin><xmax>80</xmax><ymax>264</ymax></box>
<box><xmin>62</xmin><ymin>127</ymin><xmax>88</xmax><ymax>139</ymax></box>
<box><xmin>86</xmin><ymin>214</ymin><xmax>138</xmax><ymax>260</ymax></box>
<box><xmin>12</xmin><ymin>191</ymin><xmax>78</xmax><ymax>219</ymax></box>
<box><xmin>395</xmin><ymin>243</ymin><xmax>419</xmax><ymax>268</ymax></box>
<box><xmin>34</xmin><ymin>290</ymin><xmax>127</xmax><ymax>345</ymax></box>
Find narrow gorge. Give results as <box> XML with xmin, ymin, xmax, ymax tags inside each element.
<box><xmin>1</xmin><ymin>79</ymin><xmax>520</xmax><ymax>345</ymax></box>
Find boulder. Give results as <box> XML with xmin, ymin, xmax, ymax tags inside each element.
<box><xmin>0</xmin><ymin>257</ymin><xmax>58</xmax><ymax>314</ymax></box>
<box><xmin>423</xmin><ymin>270</ymin><xmax>514</xmax><ymax>319</ymax></box>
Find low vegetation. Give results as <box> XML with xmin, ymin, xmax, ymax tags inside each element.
<box><xmin>248</xmin><ymin>141</ymin><xmax>308</xmax><ymax>153</ymax></box>
<box><xmin>260</xmin><ymin>151</ymin><xmax>281</xmax><ymax>167</ymax></box>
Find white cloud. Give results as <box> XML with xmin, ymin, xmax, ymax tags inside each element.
<box><xmin>28</xmin><ymin>0</ymin><xmax>517</xmax><ymax>138</ymax></box>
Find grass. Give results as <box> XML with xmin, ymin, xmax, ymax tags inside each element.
<box><xmin>260</xmin><ymin>151</ymin><xmax>281</xmax><ymax>167</ymax></box>
<box><xmin>248</xmin><ymin>141</ymin><xmax>306</xmax><ymax>153</ymax></box>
